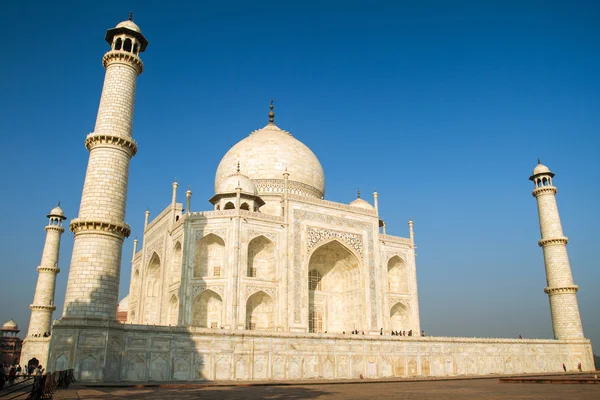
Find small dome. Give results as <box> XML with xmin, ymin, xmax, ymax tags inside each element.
<box><xmin>116</xmin><ymin>19</ymin><xmax>141</xmax><ymax>33</ymax></box>
<box><xmin>47</xmin><ymin>204</ymin><xmax>65</xmax><ymax>219</ymax></box>
<box><xmin>2</xmin><ymin>319</ymin><xmax>18</xmax><ymax>331</ymax></box>
<box><xmin>217</xmin><ymin>173</ymin><xmax>258</xmax><ymax>196</ymax></box>
<box><xmin>533</xmin><ymin>163</ymin><xmax>551</xmax><ymax>175</ymax></box>
<box><xmin>349</xmin><ymin>198</ymin><xmax>375</xmax><ymax>210</ymax></box>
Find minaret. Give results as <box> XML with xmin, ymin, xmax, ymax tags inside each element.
<box><xmin>62</xmin><ymin>15</ymin><xmax>148</xmax><ymax>320</ymax></box>
<box><xmin>20</xmin><ymin>204</ymin><xmax>66</xmax><ymax>366</ymax></box>
<box><xmin>530</xmin><ymin>160</ymin><xmax>584</xmax><ymax>339</ymax></box>
<box><xmin>28</xmin><ymin>204</ymin><xmax>67</xmax><ymax>335</ymax></box>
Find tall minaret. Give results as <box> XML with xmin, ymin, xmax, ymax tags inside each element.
<box><xmin>530</xmin><ymin>160</ymin><xmax>584</xmax><ymax>339</ymax></box>
<box><xmin>28</xmin><ymin>204</ymin><xmax>67</xmax><ymax>335</ymax></box>
<box><xmin>62</xmin><ymin>15</ymin><xmax>148</xmax><ymax>320</ymax></box>
<box><xmin>20</xmin><ymin>204</ymin><xmax>66</xmax><ymax>366</ymax></box>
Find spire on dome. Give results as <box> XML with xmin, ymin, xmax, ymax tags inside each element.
<box><xmin>538</xmin><ymin>157</ymin><xmax>541</xmax><ymax>164</ymax></box>
<box><xmin>237</xmin><ymin>161</ymin><xmax>241</xmax><ymax>173</ymax></box>
<box><xmin>129</xmin><ymin>12</ymin><xmax>133</xmax><ymax>21</ymax></box>
<box><xmin>357</xmin><ymin>189</ymin><xmax>361</xmax><ymax>199</ymax></box>
<box><xmin>268</xmin><ymin>99</ymin><xmax>275</xmax><ymax>124</ymax></box>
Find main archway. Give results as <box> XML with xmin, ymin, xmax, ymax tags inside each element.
<box><xmin>308</xmin><ymin>240</ymin><xmax>362</xmax><ymax>333</ymax></box>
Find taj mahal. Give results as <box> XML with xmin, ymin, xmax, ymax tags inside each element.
<box><xmin>17</xmin><ymin>16</ymin><xmax>594</xmax><ymax>381</ymax></box>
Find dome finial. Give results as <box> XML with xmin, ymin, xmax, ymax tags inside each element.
<box><xmin>237</xmin><ymin>161</ymin><xmax>240</xmax><ymax>173</ymax></box>
<box><xmin>129</xmin><ymin>12</ymin><xmax>133</xmax><ymax>21</ymax></box>
<box><xmin>537</xmin><ymin>157</ymin><xmax>541</xmax><ymax>164</ymax></box>
<box><xmin>357</xmin><ymin>189</ymin><xmax>361</xmax><ymax>199</ymax></box>
<box><xmin>268</xmin><ymin>99</ymin><xmax>275</xmax><ymax>124</ymax></box>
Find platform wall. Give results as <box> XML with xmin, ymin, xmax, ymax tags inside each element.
<box><xmin>48</xmin><ymin>320</ymin><xmax>594</xmax><ymax>382</ymax></box>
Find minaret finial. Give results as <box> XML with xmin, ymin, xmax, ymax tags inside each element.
<box><xmin>537</xmin><ymin>157</ymin><xmax>541</xmax><ymax>164</ymax></box>
<box><xmin>129</xmin><ymin>12</ymin><xmax>133</xmax><ymax>21</ymax></box>
<box><xmin>58</xmin><ymin>201</ymin><xmax>60</xmax><ymax>207</ymax></box>
<box><xmin>268</xmin><ymin>99</ymin><xmax>275</xmax><ymax>124</ymax></box>
<box><xmin>357</xmin><ymin>189</ymin><xmax>361</xmax><ymax>198</ymax></box>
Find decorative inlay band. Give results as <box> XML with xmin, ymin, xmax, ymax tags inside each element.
<box><xmin>192</xmin><ymin>284</ymin><xmax>225</xmax><ymax>299</ymax></box>
<box><xmin>245</xmin><ymin>285</ymin><xmax>277</xmax><ymax>301</ymax></box>
<box><xmin>37</xmin><ymin>266</ymin><xmax>60</xmax><ymax>273</ymax></box>
<box><xmin>544</xmin><ymin>285</ymin><xmax>578</xmax><ymax>295</ymax></box>
<box><xmin>307</xmin><ymin>227</ymin><xmax>363</xmax><ymax>257</ymax></box>
<box><xmin>538</xmin><ymin>237</ymin><xmax>568</xmax><ymax>247</ymax></box>
<box><xmin>195</xmin><ymin>229</ymin><xmax>227</xmax><ymax>241</ymax></box>
<box><xmin>247</xmin><ymin>229</ymin><xmax>277</xmax><ymax>243</ymax></box>
<box><xmin>45</xmin><ymin>226</ymin><xmax>65</xmax><ymax>233</ymax></box>
<box><xmin>379</xmin><ymin>235</ymin><xmax>412</xmax><ymax>246</ymax></box>
<box><xmin>85</xmin><ymin>133</ymin><xmax>138</xmax><ymax>157</ymax></box>
<box><xmin>30</xmin><ymin>304</ymin><xmax>56</xmax><ymax>311</ymax></box>
<box><xmin>102</xmin><ymin>51</ymin><xmax>144</xmax><ymax>74</ymax></box>
<box><xmin>288</xmin><ymin>194</ymin><xmax>377</xmax><ymax>216</ymax></box>
<box><xmin>253</xmin><ymin>179</ymin><xmax>323</xmax><ymax>199</ymax></box>
<box><xmin>532</xmin><ymin>187</ymin><xmax>557</xmax><ymax>196</ymax></box>
<box><xmin>70</xmin><ymin>218</ymin><xmax>131</xmax><ymax>238</ymax></box>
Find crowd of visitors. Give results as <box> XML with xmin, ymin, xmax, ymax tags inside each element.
<box><xmin>0</xmin><ymin>363</ymin><xmax>45</xmax><ymax>389</ymax></box>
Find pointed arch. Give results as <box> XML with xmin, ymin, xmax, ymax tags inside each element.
<box><xmin>247</xmin><ymin>235</ymin><xmax>275</xmax><ymax>279</ymax></box>
<box><xmin>168</xmin><ymin>294</ymin><xmax>178</xmax><ymax>326</ymax></box>
<box><xmin>246</xmin><ymin>290</ymin><xmax>274</xmax><ymax>330</ymax></box>
<box><xmin>143</xmin><ymin>252</ymin><xmax>161</xmax><ymax>324</ymax></box>
<box><xmin>192</xmin><ymin>289</ymin><xmax>223</xmax><ymax>328</ymax></box>
<box><xmin>240</xmin><ymin>202</ymin><xmax>250</xmax><ymax>211</ymax></box>
<box><xmin>123</xmin><ymin>38</ymin><xmax>132</xmax><ymax>52</ymax></box>
<box><xmin>224</xmin><ymin>201</ymin><xmax>235</xmax><ymax>210</ymax></box>
<box><xmin>115</xmin><ymin>37</ymin><xmax>122</xmax><ymax>50</ymax></box>
<box><xmin>390</xmin><ymin>302</ymin><xmax>409</xmax><ymax>332</ymax></box>
<box><xmin>308</xmin><ymin>240</ymin><xmax>362</xmax><ymax>333</ymax></box>
<box><xmin>388</xmin><ymin>255</ymin><xmax>408</xmax><ymax>293</ymax></box>
<box><xmin>171</xmin><ymin>241</ymin><xmax>182</xmax><ymax>282</ymax></box>
<box><xmin>194</xmin><ymin>234</ymin><xmax>225</xmax><ymax>277</ymax></box>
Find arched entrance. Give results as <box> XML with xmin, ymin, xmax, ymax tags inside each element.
<box><xmin>308</xmin><ymin>240</ymin><xmax>362</xmax><ymax>333</ymax></box>
<box><xmin>388</xmin><ymin>256</ymin><xmax>408</xmax><ymax>293</ymax></box>
<box><xmin>143</xmin><ymin>252</ymin><xmax>161</xmax><ymax>324</ymax></box>
<box><xmin>192</xmin><ymin>290</ymin><xmax>223</xmax><ymax>328</ymax></box>
<box><xmin>245</xmin><ymin>291</ymin><xmax>274</xmax><ymax>330</ymax></box>
<box><xmin>390</xmin><ymin>302</ymin><xmax>409</xmax><ymax>332</ymax></box>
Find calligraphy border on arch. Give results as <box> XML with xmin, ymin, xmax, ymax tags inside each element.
<box><xmin>293</xmin><ymin>210</ymin><xmax>377</xmax><ymax>327</ymax></box>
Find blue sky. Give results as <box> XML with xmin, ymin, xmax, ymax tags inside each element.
<box><xmin>1</xmin><ymin>1</ymin><xmax>598</xmax><ymax>350</ymax></box>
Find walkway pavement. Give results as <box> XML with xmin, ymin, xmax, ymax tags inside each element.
<box><xmin>54</xmin><ymin>374</ymin><xmax>600</xmax><ymax>399</ymax></box>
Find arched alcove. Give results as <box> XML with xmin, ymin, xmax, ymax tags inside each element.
<box><xmin>123</xmin><ymin>38</ymin><xmax>132</xmax><ymax>52</ymax></box>
<box><xmin>192</xmin><ymin>290</ymin><xmax>222</xmax><ymax>328</ymax></box>
<box><xmin>308</xmin><ymin>240</ymin><xmax>362</xmax><ymax>333</ymax></box>
<box><xmin>143</xmin><ymin>253</ymin><xmax>161</xmax><ymax>324</ymax></box>
<box><xmin>168</xmin><ymin>295</ymin><xmax>178</xmax><ymax>326</ymax></box>
<box><xmin>194</xmin><ymin>234</ymin><xmax>225</xmax><ymax>277</ymax></box>
<box><xmin>388</xmin><ymin>256</ymin><xmax>409</xmax><ymax>293</ymax></box>
<box><xmin>224</xmin><ymin>202</ymin><xmax>235</xmax><ymax>210</ymax></box>
<box><xmin>390</xmin><ymin>302</ymin><xmax>409</xmax><ymax>332</ymax></box>
<box><xmin>247</xmin><ymin>236</ymin><xmax>275</xmax><ymax>279</ymax></box>
<box><xmin>246</xmin><ymin>291</ymin><xmax>274</xmax><ymax>330</ymax></box>
<box><xmin>171</xmin><ymin>242</ymin><xmax>182</xmax><ymax>282</ymax></box>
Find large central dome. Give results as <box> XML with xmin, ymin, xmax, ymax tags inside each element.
<box><xmin>215</xmin><ymin>110</ymin><xmax>325</xmax><ymax>199</ymax></box>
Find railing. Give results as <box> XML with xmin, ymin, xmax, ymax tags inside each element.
<box><xmin>0</xmin><ymin>369</ymin><xmax>75</xmax><ymax>400</ymax></box>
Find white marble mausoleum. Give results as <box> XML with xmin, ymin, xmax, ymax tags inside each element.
<box><xmin>19</xmin><ymin>16</ymin><xmax>594</xmax><ymax>381</ymax></box>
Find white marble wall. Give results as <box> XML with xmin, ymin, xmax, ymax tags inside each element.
<box><xmin>47</xmin><ymin>321</ymin><xmax>595</xmax><ymax>382</ymax></box>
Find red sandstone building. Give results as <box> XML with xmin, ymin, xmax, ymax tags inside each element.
<box><xmin>0</xmin><ymin>320</ymin><xmax>22</xmax><ymax>365</ymax></box>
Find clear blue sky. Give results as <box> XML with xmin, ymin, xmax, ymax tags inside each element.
<box><xmin>1</xmin><ymin>1</ymin><xmax>598</xmax><ymax>351</ymax></box>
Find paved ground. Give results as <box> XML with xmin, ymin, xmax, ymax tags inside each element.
<box><xmin>54</xmin><ymin>377</ymin><xmax>600</xmax><ymax>399</ymax></box>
